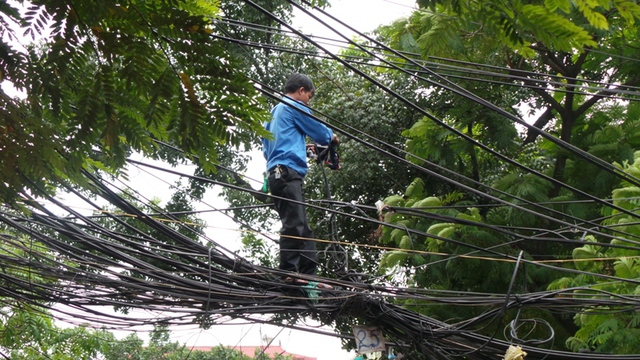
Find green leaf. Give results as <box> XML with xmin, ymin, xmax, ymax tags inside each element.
<box><xmin>405</xmin><ymin>177</ymin><xmax>425</xmax><ymax>198</ymax></box>
<box><xmin>412</xmin><ymin>196</ymin><xmax>442</xmax><ymax>209</ymax></box>
<box><xmin>384</xmin><ymin>250</ymin><xmax>409</xmax><ymax>267</ymax></box>
<box><xmin>614</xmin><ymin>257</ymin><xmax>639</xmax><ymax>279</ymax></box>
<box><xmin>399</xmin><ymin>235</ymin><xmax>413</xmax><ymax>249</ymax></box>
<box><xmin>544</xmin><ymin>0</ymin><xmax>571</xmax><ymax>13</ymax></box>
<box><xmin>426</xmin><ymin>222</ymin><xmax>455</xmax><ymax>236</ymax></box>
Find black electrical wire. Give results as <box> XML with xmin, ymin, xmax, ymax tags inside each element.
<box><xmin>214</xmin><ymin>16</ymin><xmax>640</xmax><ymax>96</ymax></box>
<box><xmin>212</xmin><ymin>9</ymin><xmax>632</xmax><ymax>239</ymax></box>
<box><xmin>236</xmin><ymin>1</ymin><xmax>640</xmax><ymax>243</ymax></box>
<box><xmin>254</xmin><ymin>81</ymin><xmax>640</xmax><ymax>247</ymax></box>
<box><xmin>284</xmin><ymin>0</ymin><xmax>640</xmax><ymax>189</ymax></box>
<box><xmin>4</xmin><ymin>169</ymin><xmax>640</xmax><ymax>360</ymax></box>
<box><xmin>5</xmin><ymin>197</ymin><xmax>640</xmax><ymax>360</ymax></box>
<box><xmin>120</xmin><ymin>157</ymin><xmax>640</xmax><ymax>293</ymax></box>
<box><xmin>4</xmin><ymin>2</ymin><xmax>640</xmax><ymax>358</ymax></box>
<box><xmin>210</xmin><ymin>27</ymin><xmax>640</xmax><ymax>103</ymax></box>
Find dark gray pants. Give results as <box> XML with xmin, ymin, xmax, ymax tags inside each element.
<box><xmin>268</xmin><ymin>165</ymin><xmax>318</xmax><ymax>276</ymax></box>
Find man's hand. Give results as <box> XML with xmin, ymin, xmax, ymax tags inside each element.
<box><xmin>331</xmin><ymin>134</ymin><xmax>339</xmax><ymax>144</ymax></box>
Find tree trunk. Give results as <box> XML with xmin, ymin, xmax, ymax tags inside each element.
<box><xmin>550</xmin><ymin>111</ymin><xmax>575</xmax><ymax>198</ymax></box>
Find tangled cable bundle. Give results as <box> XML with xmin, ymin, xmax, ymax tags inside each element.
<box><xmin>1</xmin><ymin>166</ymin><xmax>640</xmax><ymax>360</ymax></box>
<box><xmin>3</xmin><ymin>1</ymin><xmax>640</xmax><ymax>359</ymax></box>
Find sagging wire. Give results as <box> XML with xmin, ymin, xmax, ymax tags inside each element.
<box><xmin>5</xmin><ymin>191</ymin><xmax>636</xmax><ymax>304</ymax></box>
<box><xmin>124</xmin><ymin>153</ymin><xmax>640</xmax><ymax>293</ymax></box>
<box><xmin>218</xmin><ymin>0</ymin><xmax>640</xmax><ymax>290</ymax></box>
<box><xmin>35</xmin><ymin>149</ymin><xmax>640</xmax><ymax>296</ymax></box>
<box><xmin>448</xmin><ymin>251</ymin><xmax>526</xmax><ymax>358</ymax></box>
<box><xmin>6</xmin><ymin>3</ymin><xmax>640</xmax><ymax>360</ymax></box>
<box><xmin>284</xmin><ymin>0</ymin><xmax>640</xmax><ymax>202</ymax></box>
<box><xmin>254</xmin><ymin>81</ymin><xmax>640</xmax><ymax>248</ymax></box>
<box><xmin>5</xmin><ymin>194</ymin><xmax>640</xmax><ymax>360</ymax></box>
<box><xmin>213</xmin><ymin>16</ymin><xmax>640</xmax><ymax>99</ymax></box>
<box><xmin>226</xmin><ymin>14</ymin><xmax>640</xmax><ymax>244</ymax></box>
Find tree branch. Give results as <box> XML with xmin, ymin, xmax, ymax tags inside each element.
<box><xmin>575</xmin><ymin>75</ymin><xmax>640</xmax><ymax>118</ymax></box>
<box><xmin>523</xmin><ymin>108</ymin><xmax>554</xmax><ymax>145</ymax></box>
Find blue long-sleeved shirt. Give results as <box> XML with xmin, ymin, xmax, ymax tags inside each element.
<box><xmin>262</xmin><ymin>96</ymin><xmax>333</xmax><ymax>177</ymax></box>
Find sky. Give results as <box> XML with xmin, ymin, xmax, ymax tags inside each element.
<box><xmin>4</xmin><ymin>1</ymin><xmax>416</xmax><ymax>359</ymax></box>
<box><xmin>292</xmin><ymin>0</ymin><xmax>416</xmax><ymax>39</ymax></box>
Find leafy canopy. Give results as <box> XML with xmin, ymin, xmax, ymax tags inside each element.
<box><xmin>0</xmin><ymin>0</ymin><xmax>271</xmax><ymax>205</ymax></box>
<box><xmin>548</xmin><ymin>151</ymin><xmax>640</xmax><ymax>353</ymax></box>
<box><xmin>414</xmin><ymin>0</ymin><xmax>640</xmax><ymax>56</ymax></box>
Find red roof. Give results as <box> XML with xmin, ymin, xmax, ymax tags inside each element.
<box><xmin>188</xmin><ymin>345</ymin><xmax>317</xmax><ymax>360</ymax></box>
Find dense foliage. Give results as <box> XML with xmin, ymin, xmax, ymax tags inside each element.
<box><xmin>372</xmin><ymin>0</ymin><xmax>640</xmax><ymax>352</ymax></box>
<box><xmin>0</xmin><ymin>312</ymin><xmax>291</xmax><ymax>360</ymax></box>
<box><xmin>0</xmin><ymin>0</ymin><xmax>270</xmax><ymax>206</ymax></box>
<box><xmin>547</xmin><ymin>151</ymin><xmax>640</xmax><ymax>353</ymax></box>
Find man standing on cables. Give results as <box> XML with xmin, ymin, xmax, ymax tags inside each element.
<box><xmin>262</xmin><ymin>73</ymin><xmax>338</xmax><ymax>288</ymax></box>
